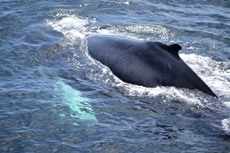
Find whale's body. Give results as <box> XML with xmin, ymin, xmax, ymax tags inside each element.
<box><xmin>87</xmin><ymin>35</ymin><xmax>217</xmax><ymax>98</ymax></box>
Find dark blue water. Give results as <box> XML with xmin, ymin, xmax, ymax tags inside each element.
<box><xmin>1</xmin><ymin>0</ymin><xmax>230</xmax><ymax>152</ymax></box>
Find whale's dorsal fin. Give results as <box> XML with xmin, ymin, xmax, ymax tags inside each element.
<box><xmin>168</xmin><ymin>44</ymin><xmax>182</xmax><ymax>59</ymax></box>
<box><xmin>169</xmin><ymin>44</ymin><xmax>182</xmax><ymax>53</ymax></box>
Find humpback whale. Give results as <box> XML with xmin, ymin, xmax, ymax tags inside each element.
<box><xmin>87</xmin><ymin>35</ymin><xmax>217</xmax><ymax>98</ymax></box>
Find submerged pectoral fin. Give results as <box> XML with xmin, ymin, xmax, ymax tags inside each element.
<box><xmin>54</xmin><ymin>78</ymin><xmax>98</xmax><ymax>122</ymax></box>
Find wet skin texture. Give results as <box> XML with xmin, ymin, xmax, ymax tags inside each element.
<box><xmin>87</xmin><ymin>35</ymin><xmax>217</xmax><ymax>98</ymax></box>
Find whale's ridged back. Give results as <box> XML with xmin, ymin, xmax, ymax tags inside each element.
<box><xmin>87</xmin><ymin>35</ymin><xmax>217</xmax><ymax>98</ymax></box>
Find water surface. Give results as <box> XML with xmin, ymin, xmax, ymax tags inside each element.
<box><xmin>1</xmin><ymin>0</ymin><xmax>230</xmax><ymax>152</ymax></box>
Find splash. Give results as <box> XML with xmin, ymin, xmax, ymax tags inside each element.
<box><xmin>46</xmin><ymin>15</ymin><xmax>95</xmax><ymax>48</ymax></box>
<box><xmin>46</xmin><ymin>16</ymin><xmax>89</xmax><ymax>38</ymax></box>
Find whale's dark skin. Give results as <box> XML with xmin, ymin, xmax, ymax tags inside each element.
<box><xmin>87</xmin><ymin>35</ymin><xmax>217</xmax><ymax>98</ymax></box>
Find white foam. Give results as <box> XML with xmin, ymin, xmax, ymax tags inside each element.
<box><xmin>221</xmin><ymin>118</ymin><xmax>230</xmax><ymax>133</ymax></box>
<box><xmin>116</xmin><ymin>2</ymin><xmax>131</xmax><ymax>5</ymax></box>
<box><xmin>124</xmin><ymin>84</ymin><xmax>204</xmax><ymax>105</ymax></box>
<box><xmin>181</xmin><ymin>54</ymin><xmax>230</xmax><ymax>99</ymax></box>
<box><xmin>46</xmin><ymin>16</ymin><xmax>92</xmax><ymax>45</ymax></box>
<box><xmin>224</xmin><ymin>102</ymin><xmax>230</xmax><ymax>108</ymax></box>
<box><xmin>122</xmin><ymin>25</ymin><xmax>174</xmax><ymax>40</ymax></box>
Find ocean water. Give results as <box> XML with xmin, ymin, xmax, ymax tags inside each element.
<box><xmin>1</xmin><ymin>0</ymin><xmax>230</xmax><ymax>152</ymax></box>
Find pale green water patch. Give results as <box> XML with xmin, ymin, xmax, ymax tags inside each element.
<box><xmin>54</xmin><ymin>78</ymin><xmax>98</xmax><ymax>122</ymax></box>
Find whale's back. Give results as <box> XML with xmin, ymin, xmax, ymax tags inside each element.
<box><xmin>87</xmin><ymin>35</ymin><xmax>217</xmax><ymax>98</ymax></box>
